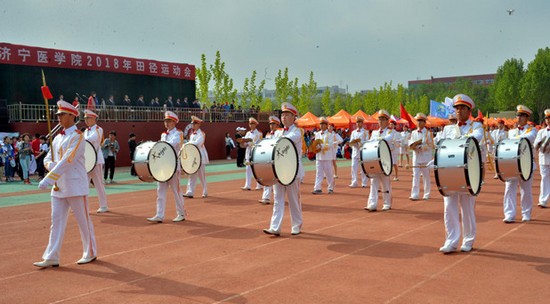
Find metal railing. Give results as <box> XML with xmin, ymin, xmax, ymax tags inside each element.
<box><xmin>7</xmin><ymin>103</ymin><xmax>272</xmax><ymax>123</ymax></box>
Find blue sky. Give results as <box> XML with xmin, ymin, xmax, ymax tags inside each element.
<box><xmin>1</xmin><ymin>0</ymin><xmax>549</xmax><ymax>93</ymax></box>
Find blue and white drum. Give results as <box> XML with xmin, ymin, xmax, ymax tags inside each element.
<box><xmin>434</xmin><ymin>137</ymin><xmax>482</xmax><ymax>196</ymax></box>
<box><xmin>133</xmin><ymin>141</ymin><xmax>177</xmax><ymax>183</ymax></box>
<box><xmin>251</xmin><ymin>137</ymin><xmax>299</xmax><ymax>186</ymax></box>
<box><xmin>360</xmin><ymin>139</ymin><xmax>393</xmax><ymax>177</ymax></box>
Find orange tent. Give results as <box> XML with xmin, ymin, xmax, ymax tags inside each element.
<box><xmin>351</xmin><ymin>110</ymin><xmax>371</xmax><ymax>123</ymax></box>
<box><xmin>328</xmin><ymin>109</ymin><xmax>352</xmax><ymax>128</ymax></box>
<box><xmin>295</xmin><ymin>111</ymin><xmax>320</xmax><ymax>129</ymax></box>
<box><xmin>426</xmin><ymin>116</ymin><xmax>447</xmax><ymax>128</ymax></box>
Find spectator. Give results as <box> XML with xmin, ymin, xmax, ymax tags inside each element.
<box><xmin>2</xmin><ymin>136</ymin><xmax>15</xmax><ymax>182</ymax></box>
<box><xmin>225</xmin><ymin>132</ymin><xmax>235</xmax><ymax>160</ymax></box>
<box><xmin>165</xmin><ymin>96</ymin><xmax>174</xmax><ymax>108</ymax></box>
<box><xmin>135</xmin><ymin>95</ymin><xmax>146</xmax><ymax>107</ymax></box>
<box><xmin>36</xmin><ymin>135</ymin><xmax>49</xmax><ymax>180</ymax></box>
<box><xmin>235</xmin><ymin>127</ymin><xmax>246</xmax><ymax>167</ymax></box>
<box><xmin>18</xmin><ymin>133</ymin><xmax>33</xmax><ymax>184</ymax></box>
<box><xmin>128</xmin><ymin>133</ymin><xmax>137</xmax><ymax>176</ymax></box>
<box><xmin>182</xmin><ymin>97</ymin><xmax>190</xmax><ymax>108</ymax></box>
<box><xmin>102</xmin><ymin>130</ymin><xmax>120</xmax><ymax>184</ymax></box>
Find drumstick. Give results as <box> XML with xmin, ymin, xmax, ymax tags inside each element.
<box><xmin>405</xmin><ymin>160</ymin><xmax>434</xmax><ymax>169</ymax></box>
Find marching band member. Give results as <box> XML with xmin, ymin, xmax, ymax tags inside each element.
<box><xmin>312</xmin><ymin>117</ymin><xmax>335</xmax><ymax>194</ymax></box>
<box><xmin>263</xmin><ymin>102</ymin><xmax>303</xmax><ymax>236</ymax></box>
<box><xmin>183</xmin><ymin>116</ymin><xmax>209</xmax><ymax>199</ymax></box>
<box><xmin>437</xmin><ymin>94</ymin><xmax>483</xmax><ymax>253</ymax></box>
<box><xmin>435</xmin><ymin>114</ymin><xmax>457</xmax><ymax>145</ymax></box>
<box><xmin>389</xmin><ymin>119</ymin><xmax>400</xmax><ymax>181</ymax></box>
<box><xmin>365</xmin><ymin>109</ymin><xmax>399</xmax><ymax>211</ymax></box>
<box><xmin>408</xmin><ymin>113</ymin><xmax>433</xmax><ymax>201</ymax></box>
<box><xmin>348</xmin><ymin>116</ymin><xmax>369</xmax><ymax>188</ymax></box>
<box><xmin>147</xmin><ymin>111</ymin><xmax>186</xmax><ymax>223</ymax></box>
<box><xmin>328</xmin><ymin>123</ymin><xmax>343</xmax><ymax>179</ymax></box>
<box><xmin>535</xmin><ymin>109</ymin><xmax>550</xmax><ymax>208</ymax></box>
<box><xmin>491</xmin><ymin>119</ymin><xmax>508</xmax><ymax>179</ymax></box>
<box><xmin>83</xmin><ymin>109</ymin><xmax>110</xmax><ymax>213</ymax></box>
<box><xmin>259</xmin><ymin>116</ymin><xmax>281</xmax><ymax>205</ymax></box>
<box><xmin>34</xmin><ymin>100</ymin><xmax>97</xmax><ymax>267</ymax></box>
<box><xmin>241</xmin><ymin>117</ymin><xmax>263</xmax><ymax>191</ymax></box>
<box><xmin>398</xmin><ymin>124</ymin><xmax>411</xmax><ymax>168</ymax></box>
<box><xmin>502</xmin><ymin>105</ymin><xmax>537</xmax><ymax>223</ymax></box>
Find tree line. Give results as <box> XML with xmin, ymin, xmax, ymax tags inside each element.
<box><xmin>196</xmin><ymin>47</ymin><xmax>550</xmax><ymax>123</ymax></box>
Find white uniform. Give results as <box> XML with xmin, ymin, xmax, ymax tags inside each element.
<box><xmin>185</xmin><ymin>129</ymin><xmax>209</xmax><ymax>197</ymax></box>
<box><xmin>243</xmin><ymin>129</ymin><xmax>263</xmax><ymax>190</ymax></box>
<box><xmin>268</xmin><ymin>124</ymin><xmax>303</xmax><ymax>233</ymax></box>
<box><xmin>313</xmin><ymin>129</ymin><xmax>335</xmax><ymax>192</ymax></box>
<box><xmin>349</xmin><ymin>127</ymin><xmax>369</xmax><ymax>187</ymax></box>
<box><xmin>41</xmin><ymin>125</ymin><xmax>97</xmax><ymax>262</ymax></box>
<box><xmin>367</xmin><ymin>127</ymin><xmax>399</xmax><ymax>210</ymax></box>
<box><xmin>261</xmin><ymin>130</ymin><xmax>280</xmax><ymax>201</ymax></box>
<box><xmin>408</xmin><ymin>127</ymin><xmax>433</xmax><ymax>200</ymax></box>
<box><xmin>534</xmin><ymin>127</ymin><xmax>550</xmax><ymax>207</ymax></box>
<box><xmin>438</xmin><ymin>120</ymin><xmax>483</xmax><ymax>249</ymax></box>
<box><xmin>399</xmin><ymin>131</ymin><xmax>410</xmax><ymax>155</ymax></box>
<box><xmin>503</xmin><ymin>126</ymin><xmax>537</xmax><ymax>221</ymax></box>
<box><xmin>153</xmin><ymin>128</ymin><xmax>185</xmax><ymax>220</ymax></box>
<box><xmin>84</xmin><ymin>124</ymin><xmax>108</xmax><ymax>209</ymax></box>
<box><xmin>331</xmin><ymin>131</ymin><xmax>343</xmax><ymax>160</ymax></box>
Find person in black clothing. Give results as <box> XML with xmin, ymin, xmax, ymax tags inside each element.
<box><xmin>128</xmin><ymin>133</ymin><xmax>137</xmax><ymax>176</ymax></box>
<box><xmin>235</xmin><ymin>127</ymin><xmax>246</xmax><ymax>167</ymax></box>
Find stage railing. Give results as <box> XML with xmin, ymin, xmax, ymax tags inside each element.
<box><xmin>7</xmin><ymin>103</ymin><xmax>271</xmax><ymax>123</ymax></box>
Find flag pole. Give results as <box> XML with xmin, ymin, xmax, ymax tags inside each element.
<box><xmin>41</xmin><ymin>69</ymin><xmax>53</xmax><ymax>148</ymax></box>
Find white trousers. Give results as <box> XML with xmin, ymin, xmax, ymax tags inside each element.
<box><xmin>155</xmin><ymin>172</ymin><xmax>185</xmax><ymax>219</ymax></box>
<box><xmin>314</xmin><ymin>160</ymin><xmax>334</xmax><ymax>191</ymax></box>
<box><xmin>368</xmin><ymin>175</ymin><xmax>391</xmax><ymax>209</ymax></box>
<box><xmin>540</xmin><ymin>165</ymin><xmax>550</xmax><ymax>205</ymax></box>
<box><xmin>443</xmin><ymin>193</ymin><xmax>476</xmax><ymax>248</ymax></box>
<box><xmin>42</xmin><ymin>196</ymin><xmax>97</xmax><ymax>261</ymax></box>
<box><xmin>503</xmin><ymin>177</ymin><xmax>533</xmax><ymax>220</ymax></box>
<box><xmin>411</xmin><ymin>165</ymin><xmax>431</xmax><ymax>199</ymax></box>
<box><xmin>88</xmin><ymin>164</ymin><xmax>108</xmax><ymax>208</ymax></box>
<box><xmin>269</xmin><ymin>180</ymin><xmax>302</xmax><ymax>232</ymax></box>
<box><xmin>262</xmin><ymin>185</ymin><xmax>273</xmax><ymax>201</ymax></box>
<box><xmin>244</xmin><ymin>164</ymin><xmax>261</xmax><ymax>189</ymax></box>
<box><xmin>186</xmin><ymin>163</ymin><xmax>207</xmax><ymax>196</ymax></box>
<box><xmin>350</xmin><ymin>157</ymin><xmax>368</xmax><ymax>187</ymax></box>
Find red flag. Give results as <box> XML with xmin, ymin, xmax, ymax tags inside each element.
<box><xmin>41</xmin><ymin>86</ymin><xmax>53</xmax><ymax>99</ymax></box>
<box><xmin>87</xmin><ymin>95</ymin><xmax>96</xmax><ymax>112</ymax></box>
<box><xmin>400</xmin><ymin>103</ymin><xmax>416</xmax><ymax>129</ymax></box>
<box><xmin>477</xmin><ymin>109</ymin><xmax>484</xmax><ymax>119</ymax></box>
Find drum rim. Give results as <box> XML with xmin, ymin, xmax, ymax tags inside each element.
<box><xmin>378</xmin><ymin>139</ymin><xmax>393</xmax><ymax>176</ymax></box>
<box><xmin>463</xmin><ymin>137</ymin><xmax>482</xmax><ymax>196</ymax></box>
<box><xmin>85</xmin><ymin>140</ymin><xmax>97</xmax><ymax>174</ymax></box>
<box><xmin>495</xmin><ymin>138</ymin><xmax>504</xmax><ymax>182</ymax></box>
<box><xmin>273</xmin><ymin>137</ymin><xmax>299</xmax><ymax>186</ymax></box>
<box><xmin>434</xmin><ymin>139</ymin><xmax>445</xmax><ymax>196</ymax></box>
<box><xmin>517</xmin><ymin>138</ymin><xmax>534</xmax><ymax>181</ymax></box>
<box><xmin>180</xmin><ymin>143</ymin><xmax>202</xmax><ymax>175</ymax></box>
<box><xmin>133</xmin><ymin>141</ymin><xmax>155</xmax><ymax>182</ymax></box>
<box><xmin>149</xmin><ymin>141</ymin><xmax>177</xmax><ymax>182</ymax></box>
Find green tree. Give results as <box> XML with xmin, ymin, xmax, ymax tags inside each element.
<box><xmin>210</xmin><ymin>51</ymin><xmax>226</xmax><ymax>107</ymax></box>
<box><xmin>195</xmin><ymin>54</ymin><xmax>211</xmax><ymax>105</ymax></box>
<box><xmin>522</xmin><ymin>47</ymin><xmax>550</xmax><ymax>121</ymax></box>
<box><xmin>320</xmin><ymin>88</ymin><xmax>332</xmax><ymax>116</ymax></box>
<box><xmin>274</xmin><ymin>68</ymin><xmax>291</xmax><ymax>107</ymax></box>
<box><xmin>297</xmin><ymin>72</ymin><xmax>317</xmax><ymax>115</ymax></box>
<box><xmin>493</xmin><ymin>58</ymin><xmax>524</xmax><ymax>112</ymax></box>
<box><xmin>333</xmin><ymin>94</ymin><xmax>345</xmax><ymax>115</ymax></box>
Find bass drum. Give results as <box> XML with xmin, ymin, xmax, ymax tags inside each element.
<box><xmin>434</xmin><ymin>137</ymin><xmax>482</xmax><ymax>196</ymax></box>
<box><xmin>133</xmin><ymin>141</ymin><xmax>177</xmax><ymax>182</ymax></box>
<box><xmin>495</xmin><ymin>138</ymin><xmax>533</xmax><ymax>182</ymax></box>
<box><xmin>360</xmin><ymin>139</ymin><xmax>392</xmax><ymax>177</ymax></box>
<box><xmin>84</xmin><ymin>140</ymin><xmax>97</xmax><ymax>174</ymax></box>
<box><xmin>180</xmin><ymin>143</ymin><xmax>201</xmax><ymax>175</ymax></box>
<box><xmin>251</xmin><ymin>137</ymin><xmax>299</xmax><ymax>186</ymax></box>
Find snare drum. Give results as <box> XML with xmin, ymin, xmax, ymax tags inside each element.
<box><xmin>133</xmin><ymin>141</ymin><xmax>177</xmax><ymax>182</ymax></box>
<box><xmin>434</xmin><ymin>137</ymin><xmax>482</xmax><ymax>196</ymax></box>
<box><xmin>251</xmin><ymin>137</ymin><xmax>299</xmax><ymax>186</ymax></box>
<box><xmin>360</xmin><ymin>140</ymin><xmax>393</xmax><ymax>177</ymax></box>
<box><xmin>495</xmin><ymin>138</ymin><xmax>533</xmax><ymax>182</ymax></box>
<box><xmin>180</xmin><ymin>143</ymin><xmax>201</xmax><ymax>175</ymax></box>
<box><xmin>84</xmin><ymin>140</ymin><xmax>97</xmax><ymax>174</ymax></box>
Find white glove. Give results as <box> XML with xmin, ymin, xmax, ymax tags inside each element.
<box><xmin>38</xmin><ymin>179</ymin><xmax>52</xmax><ymax>190</ymax></box>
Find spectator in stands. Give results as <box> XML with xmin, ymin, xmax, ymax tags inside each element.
<box><xmin>106</xmin><ymin>95</ymin><xmax>116</xmax><ymax>106</ymax></box>
<box><xmin>31</xmin><ymin>133</ymin><xmax>41</xmax><ymax>163</ymax></box>
<box><xmin>122</xmin><ymin>94</ymin><xmax>132</xmax><ymax>107</ymax></box>
<box><xmin>88</xmin><ymin>91</ymin><xmax>99</xmax><ymax>108</ymax></box>
<box><xmin>182</xmin><ymin>97</ymin><xmax>190</xmax><ymax>108</ymax></box>
<box><xmin>165</xmin><ymin>96</ymin><xmax>174</xmax><ymax>108</ymax></box>
<box><xmin>128</xmin><ymin>133</ymin><xmax>137</xmax><ymax>176</ymax></box>
<box><xmin>102</xmin><ymin>130</ymin><xmax>120</xmax><ymax>184</ymax></box>
<box><xmin>151</xmin><ymin>97</ymin><xmax>161</xmax><ymax>107</ymax></box>
<box><xmin>175</xmin><ymin>98</ymin><xmax>182</xmax><ymax>107</ymax></box>
<box><xmin>136</xmin><ymin>95</ymin><xmax>146</xmax><ymax>107</ymax></box>
<box><xmin>192</xmin><ymin>99</ymin><xmax>200</xmax><ymax>109</ymax></box>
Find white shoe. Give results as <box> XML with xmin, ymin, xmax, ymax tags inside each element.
<box><xmin>258</xmin><ymin>199</ymin><xmax>270</xmax><ymax>205</ymax></box>
<box><xmin>503</xmin><ymin>218</ymin><xmax>515</xmax><ymax>224</ymax></box>
<box><xmin>439</xmin><ymin>245</ymin><xmax>457</xmax><ymax>254</ymax></box>
<box><xmin>241</xmin><ymin>187</ymin><xmax>251</xmax><ymax>191</ymax></box>
<box><xmin>263</xmin><ymin>228</ymin><xmax>281</xmax><ymax>236</ymax></box>
<box><xmin>521</xmin><ymin>216</ymin><xmax>531</xmax><ymax>222</ymax></box>
<box><xmin>76</xmin><ymin>256</ymin><xmax>97</xmax><ymax>264</ymax></box>
<box><xmin>538</xmin><ymin>202</ymin><xmax>548</xmax><ymax>208</ymax></box>
<box><xmin>423</xmin><ymin>197</ymin><xmax>430</xmax><ymax>200</ymax></box>
<box><xmin>409</xmin><ymin>196</ymin><xmax>419</xmax><ymax>201</ymax></box>
<box><xmin>147</xmin><ymin>216</ymin><xmax>163</xmax><ymax>223</ymax></box>
<box><xmin>460</xmin><ymin>245</ymin><xmax>473</xmax><ymax>252</ymax></box>
<box><xmin>382</xmin><ymin>205</ymin><xmax>391</xmax><ymax>211</ymax></box>
<box><xmin>364</xmin><ymin>205</ymin><xmax>376</xmax><ymax>212</ymax></box>
<box><xmin>202</xmin><ymin>194</ymin><xmax>207</xmax><ymax>198</ymax></box>
<box><xmin>96</xmin><ymin>206</ymin><xmax>109</xmax><ymax>213</ymax></box>
<box><xmin>33</xmin><ymin>259</ymin><xmax>59</xmax><ymax>268</ymax></box>
<box><xmin>291</xmin><ymin>230</ymin><xmax>301</xmax><ymax>235</ymax></box>
<box><xmin>393</xmin><ymin>177</ymin><xmax>399</xmax><ymax>181</ymax></box>
<box><xmin>172</xmin><ymin>215</ymin><xmax>186</xmax><ymax>222</ymax></box>
<box><xmin>348</xmin><ymin>184</ymin><xmax>358</xmax><ymax>188</ymax></box>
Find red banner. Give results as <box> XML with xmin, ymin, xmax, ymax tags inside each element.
<box><xmin>0</xmin><ymin>42</ymin><xmax>195</xmax><ymax>80</ymax></box>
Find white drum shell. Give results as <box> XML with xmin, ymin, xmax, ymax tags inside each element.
<box><xmin>434</xmin><ymin>137</ymin><xmax>482</xmax><ymax>196</ymax></box>
<box><xmin>180</xmin><ymin>143</ymin><xmax>202</xmax><ymax>175</ymax></box>
<box><xmin>84</xmin><ymin>140</ymin><xmax>97</xmax><ymax>174</ymax></box>
<box><xmin>495</xmin><ymin>138</ymin><xmax>533</xmax><ymax>182</ymax></box>
<box><xmin>133</xmin><ymin>141</ymin><xmax>177</xmax><ymax>183</ymax></box>
<box><xmin>251</xmin><ymin>137</ymin><xmax>299</xmax><ymax>186</ymax></box>
<box><xmin>360</xmin><ymin>140</ymin><xmax>393</xmax><ymax>177</ymax></box>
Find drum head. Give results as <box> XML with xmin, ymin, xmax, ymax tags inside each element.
<box><xmin>378</xmin><ymin>139</ymin><xmax>393</xmax><ymax>176</ymax></box>
<box><xmin>518</xmin><ymin>138</ymin><xmax>533</xmax><ymax>181</ymax></box>
<box><xmin>180</xmin><ymin>143</ymin><xmax>201</xmax><ymax>175</ymax></box>
<box><xmin>84</xmin><ymin>140</ymin><xmax>97</xmax><ymax>174</ymax></box>
<box><xmin>465</xmin><ymin>137</ymin><xmax>482</xmax><ymax>195</ymax></box>
<box><xmin>273</xmin><ymin>137</ymin><xmax>299</xmax><ymax>186</ymax></box>
<box><xmin>149</xmin><ymin>141</ymin><xmax>177</xmax><ymax>182</ymax></box>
